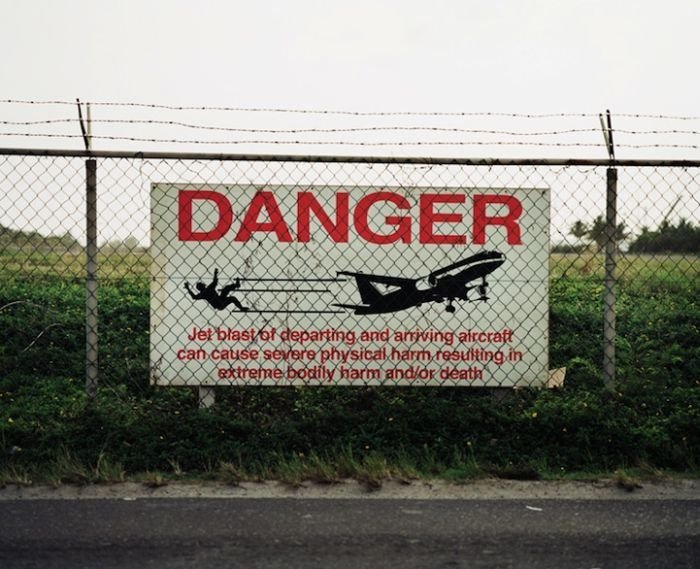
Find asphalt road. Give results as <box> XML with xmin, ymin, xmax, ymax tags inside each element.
<box><xmin>1</xmin><ymin>498</ymin><xmax>698</xmax><ymax>568</ymax></box>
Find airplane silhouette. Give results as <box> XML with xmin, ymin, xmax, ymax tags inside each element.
<box><xmin>334</xmin><ymin>251</ymin><xmax>505</xmax><ymax>315</ymax></box>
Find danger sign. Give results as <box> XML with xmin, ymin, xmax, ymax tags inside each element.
<box><xmin>151</xmin><ymin>184</ymin><xmax>549</xmax><ymax>387</ymax></box>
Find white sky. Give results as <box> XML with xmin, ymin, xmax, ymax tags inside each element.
<box><xmin>1</xmin><ymin>0</ymin><xmax>696</xmax><ymax>112</ymax></box>
<box><xmin>1</xmin><ymin>0</ymin><xmax>699</xmax><ymax>158</ymax></box>
<box><xmin>1</xmin><ymin>0</ymin><xmax>699</xmax><ymax>245</ymax></box>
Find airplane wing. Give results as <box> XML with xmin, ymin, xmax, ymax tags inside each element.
<box><xmin>338</xmin><ymin>271</ymin><xmax>417</xmax><ymax>307</ymax></box>
<box><xmin>337</xmin><ymin>271</ymin><xmax>417</xmax><ymax>288</ymax></box>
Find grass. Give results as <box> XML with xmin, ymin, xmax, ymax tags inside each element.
<box><xmin>0</xmin><ymin>250</ymin><xmax>150</xmax><ymax>282</ymax></box>
<box><xmin>2</xmin><ymin>450</ymin><xmax>692</xmax><ymax>488</ymax></box>
<box><xmin>139</xmin><ymin>471</ymin><xmax>168</xmax><ymax>488</ymax></box>
<box><xmin>218</xmin><ymin>461</ymin><xmax>244</xmax><ymax>486</ymax></box>
<box><xmin>0</xmin><ymin>250</ymin><xmax>699</xmax><ymax>485</ymax></box>
<box><xmin>613</xmin><ymin>469</ymin><xmax>644</xmax><ymax>492</ymax></box>
<box><xmin>0</xmin><ymin>448</ymin><xmax>128</xmax><ymax>487</ymax></box>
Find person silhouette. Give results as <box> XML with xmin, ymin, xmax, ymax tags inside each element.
<box><xmin>184</xmin><ymin>269</ymin><xmax>248</xmax><ymax>311</ymax></box>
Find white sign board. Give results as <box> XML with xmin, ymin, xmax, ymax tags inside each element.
<box><xmin>151</xmin><ymin>184</ymin><xmax>549</xmax><ymax>387</ymax></box>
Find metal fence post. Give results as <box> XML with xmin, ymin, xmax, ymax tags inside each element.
<box><xmin>86</xmin><ymin>158</ymin><xmax>98</xmax><ymax>401</ymax></box>
<box><xmin>603</xmin><ymin>166</ymin><xmax>618</xmax><ymax>391</ymax></box>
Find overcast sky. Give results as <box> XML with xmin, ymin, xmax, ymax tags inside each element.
<box><xmin>1</xmin><ymin>0</ymin><xmax>698</xmax><ymax>242</ymax></box>
<box><xmin>1</xmin><ymin>0</ymin><xmax>699</xmax><ymax>158</ymax></box>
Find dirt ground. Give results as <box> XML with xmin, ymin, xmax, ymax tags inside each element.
<box><xmin>1</xmin><ymin>478</ymin><xmax>698</xmax><ymax>501</ymax></box>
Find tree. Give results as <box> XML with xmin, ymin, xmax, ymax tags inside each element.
<box><xmin>628</xmin><ymin>218</ymin><xmax>700</xmax><ymax>253</ymax></box>
<box><xmin>570</xmin><ymin>220</ymin><xmax>589</xmax><ymax>241</ymax></box>
<box><xmin>104</xmin><ymin>235</ymin><xmax>142</xmax><ymax>252</ymax></box>
<box><xmin>569</xmin><ymin>216</ymin><xmax>629</xmax><ymax>251</ymax></box>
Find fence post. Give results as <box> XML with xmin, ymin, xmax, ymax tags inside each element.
<box><xmin>85</xmin><ymin>158</ymin><xmax>98</xmax><ymax>401</ymax></box>
<box><xmin>603</xmin><ymin>166</ymin><xmax>618</xmax><ymax>391</ymax></box>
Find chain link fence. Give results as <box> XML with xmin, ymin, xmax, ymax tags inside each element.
<box><xmin>1</xmin><ymin>150</ymin><xmax>698</xmax><ymax>396</ymax></box>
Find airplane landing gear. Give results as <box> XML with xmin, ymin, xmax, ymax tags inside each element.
<box><xmin>445</xmin><ymin>300</ymin><xmax>456</xmax><ymax>313</ymax></box>
<box><xmin>478</xmin><ymin>277</ymin><xmax>489</xmax><ymax>301</ymax></box>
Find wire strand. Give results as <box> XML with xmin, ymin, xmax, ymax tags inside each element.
<box><xmin>3</xmin><ymin>119</ymin><xmax>700</xmax><ymax>137</ymax></box>
<box><xmin>0</xmin><ymin>119</ymin><xmax>603</xmax><ymax>136</ymax></box>
<box><xmin>3</xmin><ymin>131</ymin><xmax>699</xmax><ymax>149</ymax></box>
<box><xmin>0</xmin><ymin>100</ymin><xmax>695</xmax><ymax>120</ymax></box>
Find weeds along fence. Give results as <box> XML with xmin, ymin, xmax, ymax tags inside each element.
<box><xmin>1</xmin><ymin>148</ymin><xmax>699</xmax><ymax>399</ymax></box>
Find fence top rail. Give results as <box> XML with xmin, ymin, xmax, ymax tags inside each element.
<box><xmin>1</xmin><ymin>146</ymin><xmax>699</xmax><ymax>168</ymax></box>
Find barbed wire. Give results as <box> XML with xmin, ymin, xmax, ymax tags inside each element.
<box><xmin>0</xmin><ymin>119</ymin><xmax>599</xmax><ymax>135</ymax></box>
<box><xmin>1</xmin><ymin>100</ymin><xmax>700</xmax><ymax>121</ymax></box>
<box><xmin>3</xmin><ymin>119</ymin><xmax>700</xmax><ymax>138</ymax></box>
<box><xmin>1</xmin><ymin>100</ymin><xmax>699</xmax><ymax>156</ymax></box>
<box><xmin>3</xmin><ymin>131</ymin><xmax>700</xmax><ymax>149</ymax></box>
<box><xmin>0</xmin><ymin>100</ymin><xmax>598</xmax><ymax>117</ymax></box>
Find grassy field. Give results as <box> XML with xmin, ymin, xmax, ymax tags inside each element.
<box><xmin>0</xmin><ymin>250</ymin><xmax>698</xmax><ymax>485</ymax></box>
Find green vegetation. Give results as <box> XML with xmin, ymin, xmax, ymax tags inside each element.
<box><xmin>0</xmin><ymin>225</ymin><xmax>81</xmax><ymax>255</ymax></box>
<box><xmin>1</xmin><ymin>243</ymin><xmax>699</xmax><ymax>486</ymax></box>
<box><xmin>569</xmin><ymin>215</ymin><xmax>630</xmax><ymax>252</ymax></box>
<box><xmin>562</xmin><ymin>217</ymin><xmax>700</xmax><ymax>255</ymax></box>
<box><xmin>629</xmin><ymin>219</ymin><xmax>700</xmax><ymax>254</ymax></box>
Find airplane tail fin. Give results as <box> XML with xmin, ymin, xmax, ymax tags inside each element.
<box><xmin>356</xmin><ymin>278</ymin><xmax>383</xmax><ymax>305</ymax></box>
<box><xmin>338</xmin><ymin>272</ymin><xmax>383</xmax><ymax>305</ymax></box>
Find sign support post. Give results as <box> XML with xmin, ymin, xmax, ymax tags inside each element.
<box><xmin>199</xmin><ymin>386</ymin><xmax>216</xmax><ymax>409</ymax></box>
